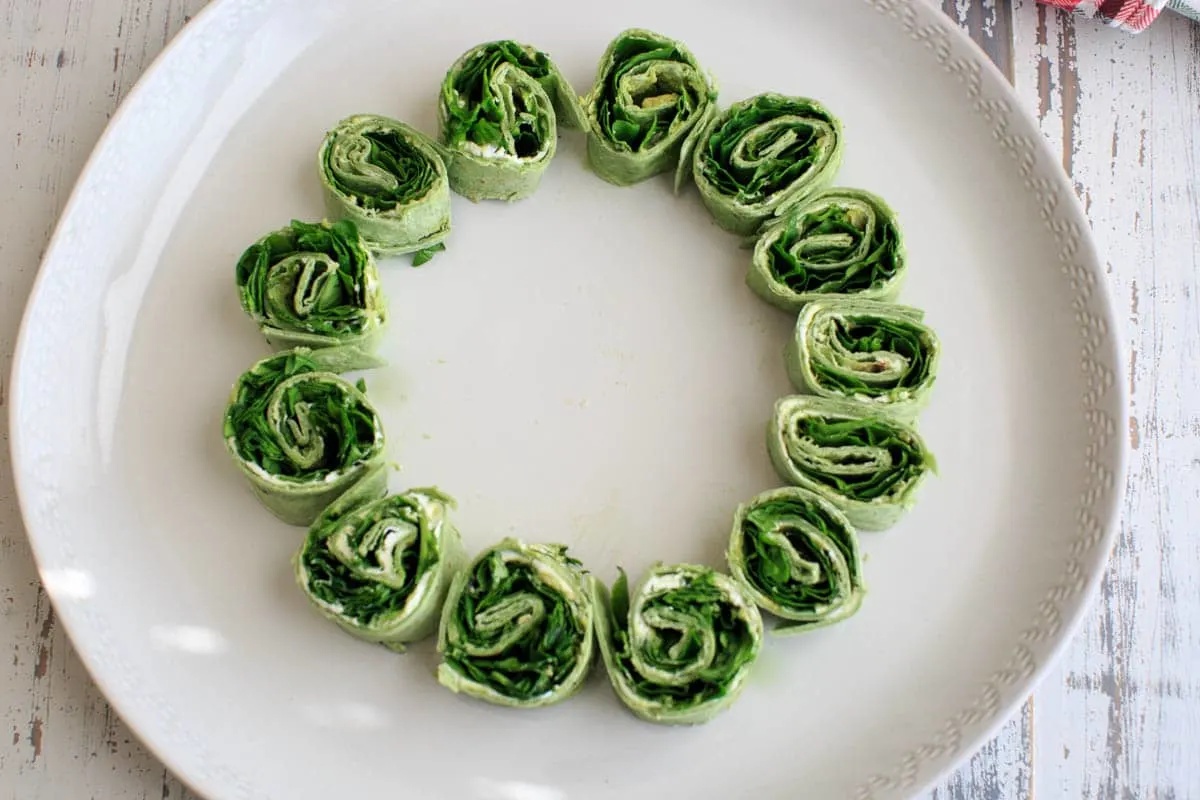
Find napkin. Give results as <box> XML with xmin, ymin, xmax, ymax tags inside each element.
<box><xmin>1037</xmin><ymin>0</ymin><xmax>1200</xmax><ymax>32</ymax></box>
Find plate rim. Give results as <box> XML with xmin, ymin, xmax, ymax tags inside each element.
<box><xmin>6</xmin><ymin>1</ymin><xmax>1129</xmax><ymax>798</ymax></box>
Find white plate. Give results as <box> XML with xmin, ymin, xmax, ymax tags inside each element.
<box><xmin>9</xmin><ymin>1</ymin><xmax>1126</xmax><ymax>798</ymax></box>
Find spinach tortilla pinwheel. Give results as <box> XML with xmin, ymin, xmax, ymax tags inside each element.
<box><xmin>294</xmin><ymin>465</ymin><xmax>466</xmax><ymax>650</ymax></box>
<box><xmin>318</xmin><ymin>113</ymin><xmax>451</xmax><ymax>256</ymax></box>
<box><xmin>592</xmin><ymin>563</ymin><xmax>762</xmax><ymax>725</ymax></box>
<box><xmin>767</xmin><ymin>396</ymin><xmax>936</xmax><ymax>531</ymax></box>
<box><xmin>222</xmin><ymin>346</ymin><xmax>385</xmax><ymax>526</ymax></box>
<box><xmin>581</xmin><ymin>28</ymin><xmax>717</xmax><ymax>187</ymax></box>
<box><xmin>437</xmin><ymin>539</ymin><xmax>596</xmax><ymax>709</ymax></box>
<box><xmin>785</xmin><ymin>298</ymin><xmax>941</xmax><ymax>422</ymax></box>
<box><xmin>748</xmin><ymin>188</ymin><xmax>906</xmax><ymax>312</ymax></box>
<box><xmin>727</xmin><ymin>487</ymin><xmax>865</xmax><ymax>634</ymax></box>
<box><xmin>438</xmin><ymin>40</ymin><xmax>585</xmax><ymax>201</ymax></box>
<box><xmin>235</xmin><ymin>219</ymin><xmax>386</xmax><ymax>352</ymax></box>
<box><xmin>691</xmin><ymin>93</ymin><xmax>844</xmax><ymax>236</ymax></box>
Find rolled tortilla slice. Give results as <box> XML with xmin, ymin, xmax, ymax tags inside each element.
<box><xmin>235</xmin><ymin>219</ymin><xmax>386</xmax><ymax>352</ymax></box>
<box><xmin>582</xmin><ymin>28</ymin><xmax>717</xmax><ymax>186</ymax></box>
<box><xmin>785</xmin><ymin>298</ymin><xmax>941</xmax><ymax>422</ymax></box>
<box><xmin>691</xmin><ymin>92</ymin><xmax>844</xmax><ymax>236</ymax></box>
<box><xmin>747</xmin><ymin>188</ymin><xmax>906</xmax><ymax>312</ymax></box>
<box><xmin>727</xmin><ymin>486</ymin><xmax>865</xmax><ymax>634</ymax></box>
<box><xmin>438</xmin><ymin>40</ymin><xmax>584</xmax><ymax>201</ymax></box>
<box><xmin>767</xmin><ymin>396</ymin><xmax>936</xmax><ymax>531</ymax></box>
<box><xmin>437</xmin><ymin>538</ymin><xmax>596</xmax><ymax>709</ymax></box>
<box><xmin>222</xmin><ymin>346</ymin><xmax>386</xmax><ymax>526</ymax></box>
<box><xmin>592</xmin><ymin>563</ymin><xmax>763</xmax><ymax>725</ymax></box>
<box><xmin>295</xmin><ymin>465</ymin><xmax>466</xmax><ymax>650</ymax></box>
<box><xmin>318</xmin><ymin>113</ymin><xmax>451</xmax><ymax>256</ymax></box>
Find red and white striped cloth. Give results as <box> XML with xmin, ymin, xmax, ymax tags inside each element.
<box><xmin>1036</xmin><ymin>0</ymin><xmax>1199</xmax><ymax>32</ymax></box>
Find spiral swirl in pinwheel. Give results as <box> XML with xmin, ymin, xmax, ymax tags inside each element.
<box><xmin>582</xmin><ymin>28</ymin><xmax>717</xmax><ymax>187</ymax></box>
<box><xmin>727</xmin><ymin>487</ymin><xmax>865</xmax><ymax>634</ymax></box>
<box><xmin>438</xmin><ymin>40</ymin><xmax>584</xmax><ymax>201</ymax></box>
<box><xmin>690</xmin><ymin>93</ymin><xmax>844</xmax><ymax>236</ymax></box>
<box><xmin>318</xmin><ymin>114</ymin><xmax>451</xmax><ymax>256</ymax></box>
<box><xmin>767</xmin><ymin>396</ymin><xmax>935</xmax><ymax>531</ymax></box>
<box><xmin>592</xmin><ymin>563</ymin><xmax>763</xmax><ymax>725</ymax></box>
<box><xmin>437</xmin><ymin>539</ymin><xmax>596</xmax><ymax>708</ymax></box>
<box><xmin>748</xmin><ymin>188</ymin><xmax>906</xmax><ymax>311</ymax></box>
<box><xmin>235</xmin><ymin>219</ymin><xmax>386</xmax><ymax>352</ymax></box>
<box><xmin>294</xmin><ymin>466</ymin><xmax>466</xmax><ymax>650</ymax></box>
<box><xmin>222</xmin><ymin>347</ymin><xmax>385</xmax><ymax>526</ymax></box>
<box><xmin>785</xmin><ymin>298</ymin><xmax>941</xmax><ymax>422</ymax></box>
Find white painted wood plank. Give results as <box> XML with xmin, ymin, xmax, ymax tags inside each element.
<box><xmin>930</xmin><ymin>702</ymin><xmax>1033</xmax><ymax>800</ymax></box>
<box><xmin>1010</xmin><ymin>2</ymin><xmax>1200</xmax><ymax>798</ymax></box>
<box><xmin>928</xmin><ymin>1</ymin><xmax>1200</xmax><ymax>798</ymax></box>
<box><xmin>0</xmin><ymin>3</ymin><xmax>207</xmax><ymax>798</ymax></box>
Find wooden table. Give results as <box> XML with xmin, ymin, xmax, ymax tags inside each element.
<box><xmin>1</xmin><ymin>1</ymin><xmax>1196</xmax><ymax>797</ymax></box>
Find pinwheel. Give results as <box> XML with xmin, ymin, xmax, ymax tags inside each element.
<box><xmin>727</xmin><ymin>486</ymin><xmax>865</xmax><ymax>633</ymax></box>
<box><xmin>747</xmin><ymin>188</ymin><xmax>905</xmax><ymax>311</ymax></box>
<box><xmin>438</xmin><ymin>39</ymin><xmax>584</xmax><ymax>201</ymax></box>
<box><xmin>437</xmin><ymin>539</ymin><xmax>596</xmax><ymax>708</ymax></box>
<box><xmin>592</xmin><ymin>563</ymin><xmax>763</xmax><ymax>724</ymax></box>
<box><xmin>295</xmin><ymin>466</ymin><xmax>466</xmax><ymax>650</ymax></box>
<box><xmin>785</xmin><ymin>298</ymin><xmax>941</xmax><ymax>421</ymax></box>
<box><xmin>767</xmin><ymin>396</ymin><xmax>935</xmax><ymax>530</ymax></box>
<box><xmin>235</xmin><ymin>219</ymin><xmax>386</xmax><ymax>352</ymax></box>
<box><xmin>581</xmin><ymin>28</ymin><xmax>717</xmax><ymax>186</ymax></box>
<box><xmin>318</xmin><ymin>113</ymin><xmax>451</xmax><ymax>256</ymax></box>
<box><xmin>691</xmin><ymin>92</ymin><xmax>844</xmax><ymax>235</ymax></box>
<box><xmin>222</xmin><ymin>347</ymin><xmax>385</xmax><ymax>526</ymax></box>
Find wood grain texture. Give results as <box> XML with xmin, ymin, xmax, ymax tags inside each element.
<box><xmin>930</xmin><ymin>2</ymin><xmax>1200</xmax><ymax>799</ymax></box>
<box><xmin>0</xmin><ymin>1</ymin><xmax>1195</xmax><ymax>798</ymax></box>
<box><xmin>1015</xmin><ymin>2</ymin><xmax>1200</xmax><ymax>798</ymax></box>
